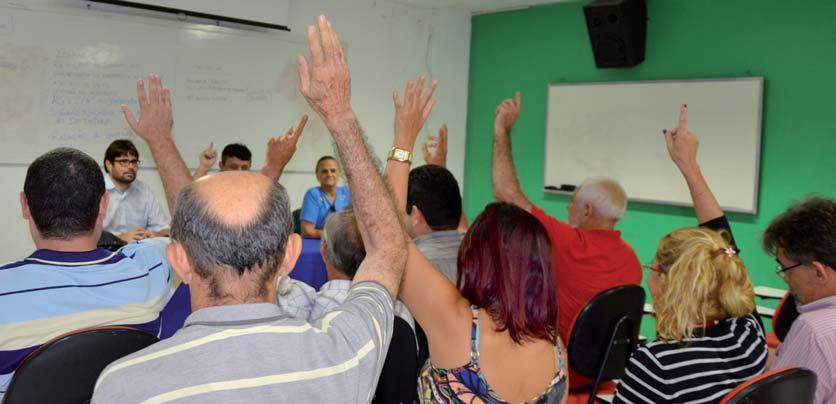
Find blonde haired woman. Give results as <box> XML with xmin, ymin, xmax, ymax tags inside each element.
<box><xmin>613</xmin><ymin>106</ymin><xmax>766</xmax><ymax>403</ymax></box>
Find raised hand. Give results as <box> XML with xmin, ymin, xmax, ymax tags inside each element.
<box><xmin>664</xmin><ymin>104</ymin><xmax>722</xmax><ymax>222</ymax></box>
<box><xmin>262</xmin><ymin>114</ymin><xmax>309</xmax><ymax>181</ymax></box>
<box><xmin>663</xmin><ymin>104</ymin><xmax>699</xmax><ymax>173</ymax></box>
<box><xmin>393</xmin><ymin>76</ymin><xmax>437</xmax><ymax>149</ymax></box>
<box><xmin>494</xmin><ymin>91</ymin><xmax>521</xmax><ymax>135</ymax></box>
<box><xmin>298</xmin><ymin>15</ymin><xmax>352</xmax><ymax>125</ymax></box>
<box><xmin>121</xmin><ymin>75</ymin><xmax>173</xmax><ymax>145</ymax></box>
<box><xmin>492</xmin><ymin>91</ymin><xmax>533</xmax><ymax>212</ymax></box>
<box><xmin>198</xmin><ymin>143</ymin><xmax>217</xmax><ymax>169</ymax></box>
<box><xmin>422</xmin><ymin>124</ymin><xmax>448</xmax><ymax>167</ymax></box>
<box><xmin>298</xmin><ymin>15</ymin><xmax>407</xmax><ymax>299</ymax></box>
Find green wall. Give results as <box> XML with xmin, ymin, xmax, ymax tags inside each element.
<box><xmin>464</xmin><ymin>0</ymin><xmax>836</xmax><ymax>332</ymax></box>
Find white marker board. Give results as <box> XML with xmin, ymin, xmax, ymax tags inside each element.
<box><xmin>544</xmin><ymin>78</ymin><xmax>763</xmax><ymax>213</ymax></box>
<box><xmin>0</xmin><ymin>2</ymin><xmax>328</xmax><ymax>170</ymax></box>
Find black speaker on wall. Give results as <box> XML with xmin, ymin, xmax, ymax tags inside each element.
<box><xmin>583</xmin><ymin>0</ymin><xmax>647</xmax><ymax>68</ymax></box>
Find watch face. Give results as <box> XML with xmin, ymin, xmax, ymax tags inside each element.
<box><xmin>394</xmin><ymin>149</ymin><xmax>408</xmax><ymax>160</ymax></box>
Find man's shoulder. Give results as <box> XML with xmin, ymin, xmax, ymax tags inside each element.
<box><xmin>0</xmin><ymin>257</ymin><xmax>43</xmax><ymax>290</ymax></box>
<box><xmin>94</xmin><ymin>298</ymin><xmax>391</xmax><ymax>403</ymax></box>
<box><xmin>93</xmin><ymin>329</ymin><xmax>197</xmax><ymax>401</ymax></box>
<box><xmin>794</xmin><ymin>305</ymin><xmax>836</xmax><ymax>340</ymax></box>
<box><xmin>415</xmin><ymin>230</ymin><xmax>463</xmax><ymax>249</ymax></box>
<box><xmin>334</xmin><ymin>281</ymin><xmax>393</xmax><ymax>319</ymax></box>
<box><xmin>0</xmin><ymin>257</ymin><xmax>30</xmax><ymax>271</ymax></box>
<box><xmin>530</xmin><ymin>204</ymin><xmax>574</xmax><ymax>234</ymax></box>
<box><xmin>119</xmin><ymin>237</ymin><xmax>169</xmax><ymax>258</ymax></box>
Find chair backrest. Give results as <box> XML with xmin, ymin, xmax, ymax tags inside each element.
<box><xmin>372</xmin><ymin>317</ymin><xmax>419</xmax><ymax>404</ymax></box>
<box><xmin>292</xmin><ymin>208</ymin><xmax>302</xmax><ymax>234</ymax></box>
<box><xmin>4</xmin><ymin>326</ymin><xmax>159</xmax><ymax>404</ymax></box>
<box><xmin>719</xmin><ymin>366</ymin><xmax>817</xmax><ymax>404</ymax></box>
<box><xmin>568</xmin><ymin>284</ymin><xmax>645</xmax><ymax>381</ymax></box>
<box><xmin>773</xmin><ymin>292</ymin><xmax>799</xmax><ymax>342</ymax></box>
<box><xmin>414</xmin><ymin>321</ymin><xmax>430</xmax><ymax>376</ymax></box>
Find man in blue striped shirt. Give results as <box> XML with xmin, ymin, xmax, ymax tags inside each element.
<box><xmin>0</xmin><ymin>148</ymin><xmax>184</xmax><ymax>397</ymax></box>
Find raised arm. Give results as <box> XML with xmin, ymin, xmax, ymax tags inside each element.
<box><xmin>422</xmin><ymin>124</ymin><xmax>447</xmax><ymax>167</ymax></box>
<box><xmin>492</xmin><ymin>92</ymin><xmax>533</xmax><ymax>212</ymax></box>
<box><xmin>421</xmin><ymin>124</ymin><xmax>468</xmax><ymax>231</ymax></box>
<box><xmin>192</xmin><ymin>143</ymin><xmax>216</xmax><ymax>180</ymax></box>
<box><xmin>261</xmin><ymin>114</ymin><xmax>309</xmax><ymax>182</ymax></box>
<box><xmin>121</xmin><ymin>75</ymin><xmax>190</xmax><ymax>213</ymax></box>
<box><xmin>298</xmin><ymin>15</ymin><xmax>406</xmax><ymax>298</ymax></box>
<box><xmin>664</xmin><ymin>104</ymin><xmax>724</xmax><ymax>224</ymax></box>
<box><xmin>387</xmin><ymin>76</ymin><xmax>436</xmax><ymax>216</ymax></box>
<box><xmin>385</xmin><ymin>77</ymin><xmax>472</xmax><ymax>362</ymax></box>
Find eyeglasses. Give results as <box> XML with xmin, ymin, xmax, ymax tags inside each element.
<box><xmin>642</xmin><ymin>264</ymin><xmax>667</xmax><ymax>275</ymax></box>
<box><xmin>774</xmin><ymin>259</ymin><xmax>804</xmax><ymax>279</ymax></box>
<box><xmin>113</xmin><ymin>158</ymin><xmax>140</xmax><ymax>167</ymax></box>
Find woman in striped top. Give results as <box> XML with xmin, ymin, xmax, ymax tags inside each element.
<box><xmin>613</xmin><ymin>105</ymin><xmax>767</xmax><ymax>403</ymax></box>
<box><xmin>612</xmin><ymin>227</ymin><xmax>767</xmax><ymax>404</ymax></box>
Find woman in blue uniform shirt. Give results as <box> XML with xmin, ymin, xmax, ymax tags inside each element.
<box><xmin>300</xmin><ymin>156</ymin><xmax>352</xmax><ymax>238</ymax></box>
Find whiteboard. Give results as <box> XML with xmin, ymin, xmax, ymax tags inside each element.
<box><xmin>544</xmin><ymin>78</ymin><xmax>763</xmax><ymax>214</ymax></box>
<box><xmin>0</xmin><ymin>2</ymin><xmax>333</xmax><ymax>170</ymax></box>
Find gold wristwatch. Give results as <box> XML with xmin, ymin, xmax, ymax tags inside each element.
<box><xmin>388</xmin><ymin>147</ymin><xmax>413</xmax><ymax>164</ymax></box>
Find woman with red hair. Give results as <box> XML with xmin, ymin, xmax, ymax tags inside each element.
<box><xmin>385</xmin><ymin>76</ymin><xmax>567</xmax><ymax>403</ymax></box>
<box><xmin>415</xmin><ymin>202</ymin><xmax>567</xmax><ymax>403</ymax></box>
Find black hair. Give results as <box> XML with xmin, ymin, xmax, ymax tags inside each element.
<box><xmin>103</xmin><ymin>139</ymin><xmax>139</xmax><ymax>173</ymax></box>
<box><xmin>407</xmin><ymin>164</ymin><xmax>462</xmax><ymax>230</ymax></box>
<box><xmin>25</xmin><ymin>148</ymin><xmax>105</xmax><ymax>239</ymax></box>
<box><xmin>221</xmin><ymin>143</ymin><xmax>252</xmax><ymax>163</ymax></box>
<box><xmin>764</xmin><ymin>196</ymin><xmax>836</xmax><ymax>269</ymax></box>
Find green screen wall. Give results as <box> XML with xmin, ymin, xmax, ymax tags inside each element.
<box><xmin>464</xmin><ymin>0</ymin><xmax>836</xmax><ymax>333</ymax></box>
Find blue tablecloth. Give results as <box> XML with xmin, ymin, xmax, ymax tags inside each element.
<box><xmin>290</xmin><ymin>238</ymin><xmax>328</xmax><ymax>291</ymax></box>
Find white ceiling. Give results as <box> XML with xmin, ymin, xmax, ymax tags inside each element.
<box><xmin>394</xmin><ymin>0</ymin><xmax>576</xmax><ymax>15</ymax></box>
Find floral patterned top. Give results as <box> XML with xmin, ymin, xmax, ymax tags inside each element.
<box><xmin>418</xmin><ymin>306</ymin><xmax>568</xmax><ymax>403</ymax></box>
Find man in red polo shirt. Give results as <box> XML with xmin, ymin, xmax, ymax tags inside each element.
<box><xmin>491</xmin><ymin>92</ymin><xmax>642</xmax><ymax>388</ymax></box>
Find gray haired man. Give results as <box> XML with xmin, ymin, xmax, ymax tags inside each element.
<box><xmin>93</xmin><ymin>15</ymin><xmax>408</xmax><ymax>403</ymax></box>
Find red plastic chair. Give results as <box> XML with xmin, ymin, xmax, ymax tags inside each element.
<box><xmin>766</xmin><ymin>292</ymin><xmax>799</xmax><ymax>349</ymax></box>
<box><xmin>719</xmin><ymin>366</ymin><xmax>817</xmax><ymax>404</ymax></box>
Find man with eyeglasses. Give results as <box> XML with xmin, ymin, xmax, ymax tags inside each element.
<box><xmin>764</xmin><ymin>197</ymin><xmax>836</xmax><ymax>404</ymax></box>
<box><xmin>102</xmin><ymin>139</ymin><xmax>169</xmax><ymax>242</ymax></box>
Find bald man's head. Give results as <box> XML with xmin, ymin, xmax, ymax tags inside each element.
<box><xmin>170</xmin><ymin>172</ymin><xmax>293</xmax><ymax>300</ymax></box>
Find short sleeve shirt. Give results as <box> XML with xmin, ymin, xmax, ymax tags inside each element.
<box><xmin>300</xmin><ymin>186</ymin><xmax>352</xmax><ymax>229</ymax></box>
<box><xmin>92</xmin><ymin>282</ymin><xmax>394</xmax><ymax>403</ymax></box>
<box><xmin>772</xmin><ymin>295</ymin><xmax>836</xmax><ymax>404</ymax></box>
<box><xmin>103</xmin><ymin>176</ymin><xmax>169</xmax><ymax>234</ymax></box>
<box><xmin>0</xmin><ymin>238</ymin><xmax>182</xmax><ymax>397</ymax></box>
<box><xmin>530</xmin><ymin>205</ymin><xmax>642</xmax><ymax>387</ymax></box>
